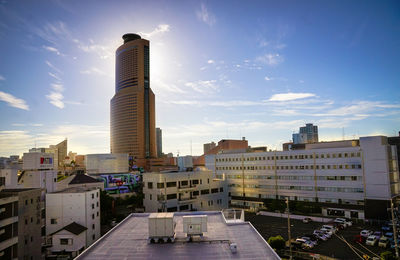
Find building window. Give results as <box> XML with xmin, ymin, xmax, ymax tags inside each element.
<box><xmin>193</xmin><ymin>191</ymin><xmax>199</xmax><ymax>196</ymax></box>
<box><xmin>31</xmin><ymin>217</ymin><xmax>33</xmax><ymax>223</ymax></box>
<box><xmin>30</xmin><ymin>236</ymin><xmax>33</xmax><ymax>242</ymax></box>
<box><xmin>92</xmin><ymin>234</ymin><xmax>96</xmax><ymax>240</ymax></box>
<box><xmin>211</xmin><ymin>188</ymin><xmax>218</xmax><ymax>194</ymax></box>
<box><xmin>166</xmin><ymin>181</ymin><xmax>177</xmax><ymax>188</ymax></box>
<box><xmin>97</xmin><ymin>192</ymin><xmax>99</xmax><ymax>197</ymax></box>
<box><xmin>92</xmin><ymin>204</ymin><xmax>94</xmax><ymax>209</ymax></box>
<box><xmin>51</xmin><ymin>218</ymin><xmax>57</xmax><ymax>224</ymax></box>
<box><xmin>219</xmin><ymin>187</ymin><xmax>223</xmax><ymax>192</ymax></box>
<box><xmin>25</xmin><ymin>200</ymin><xmax>28</xmax><ymax>205</ymax></box>
<box><xmin>97</xmin><ymin>202</ymin><xmax>99</xmax><ymax>207</ymax></box>
<box><xmin>148</xmin><ymin>182</ymin><xmax>153</xmax><ymax>189</ymax></box>
<box><xmin>97</xmin><ymin>211</ymin><xmax>99</xmax><ymax>216</ymax></box>
<box><xmin>60</xmin><ymin>238</ymin><xmax>68</xmax><ymax>245</ymax></box>
<box><xmin>25</xmin><ymin>219</ymin><xmax>28</xmax><ymax>225</ymax></box>
<box><xmin>157</xmin><ymin>183</ymin><xmax>164</xmax><ymax>189</ymax></box>
<box><xmin>92</xmin><ymin>224</ymin><xmax>95</xmax><ymax>230</ymax></box>
<box><xmin>166</xmin><ymin>193</ymin><xmax>177</xmax><ymax>200</ymax></box>
<box><xmin>201</xmin><ymin>189</ymin><xmax>210</xmax><ymax>195</ymax></box>
<box><xmin>92</xmin><ymin>214</ymin><xmax>95</xmax><ymax>220</ymax></box>
<box><xmin>150</xmin><ymin>194</ymin><xmax>152</xmax><ymax>200</ymax></box>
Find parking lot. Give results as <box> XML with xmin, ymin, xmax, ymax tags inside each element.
<box><xmin>246</xmin><ymin>212</ymin><xmax>393</xmax><ymax>259</ymax></box>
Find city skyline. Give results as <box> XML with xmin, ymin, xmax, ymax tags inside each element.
<box><xmin>0</xmin><ymin>0</ymin><xmax>399</xmax><ymax>157</ymax></box>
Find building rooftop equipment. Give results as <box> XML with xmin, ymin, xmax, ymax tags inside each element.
<box><xmin>75</xmin><ymin>211</ymin><xmax>280</xmax><ymax>260</ymax></box>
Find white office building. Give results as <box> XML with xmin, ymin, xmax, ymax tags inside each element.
<box><xmin>205</xmin><ymin>136</ymin><xmax>400</xmax><ymax>220</ymax></box>
<box><xmin>46</xmin><ymin>187</ymin><xmax>101</xmax><ymax>254</ymax></box>
<box><xmin>85</xmin><ymin>153</ymin><xmax>129</xmax><ymax>174</ymax></box>
<box><xmin>143</xmin><ymin>170</ymin><xmax>228</xmax><ymax>212</ymax></box>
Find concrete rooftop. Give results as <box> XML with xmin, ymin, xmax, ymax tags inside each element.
<box><xmin>76</xmin><ymin>211</ymin><xmax>280</xmax><ymax>260</ymax></box>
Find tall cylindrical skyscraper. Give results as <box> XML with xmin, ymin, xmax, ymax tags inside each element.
<box><xmin>110</xmin><ymin>34</ymin><xmax>156</xmax><ymax>160</ymax></box>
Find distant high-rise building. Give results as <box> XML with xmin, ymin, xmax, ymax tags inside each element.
<box><xmin>110</xmin><ymin>33</ymin><xmax>156</xmax><ymax>161</ymax></box>
<box><xmin>203</xmin><ymin>141</ymin><xmax>216</xmax><ymax>154</ymax></box>
<box><xmin>156</xmin><ymin>128</ymin><xmax>162</xmax><ymax>157</ymax></box>
<box><xmin>292</xmin><ymin>123</ymin><xmax>318</xmax><ymax>144</ymax></box>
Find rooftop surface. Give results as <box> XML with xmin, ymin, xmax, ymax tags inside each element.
<box><xmin>76</xmin><ymin>211</ymin><xmax>280</xmax><ymax>260</ymax></box>
<box><xmin>52</xmin><ymin>186</ymin><xmax>98</xmax><ymax>193</ymax></box>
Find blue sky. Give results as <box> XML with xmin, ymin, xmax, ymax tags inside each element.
<box><xmin>0</xmin><ymin>0</ymin><xmax>399</xmax><ymax>157</ymax></box>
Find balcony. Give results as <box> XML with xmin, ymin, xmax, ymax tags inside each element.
<box><xmin>177</xmin><ymin>185</ymin><xmax>196</xmax><ymax>191</ymax></box>
<box><xmin>178</xmin><ymin>196</ymin><xmax>197</xmax><ymax>204</ymax></box>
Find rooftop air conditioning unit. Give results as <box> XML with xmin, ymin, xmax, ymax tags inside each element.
<box><xmin>148</xmin><ymin>212</ymin><xmax>176</xmax><ymax>243</ymax></box>
<box><xmin>183</xmin><ymin>215</ymin><xmax>207</xmax><ymax>241</ymax></box>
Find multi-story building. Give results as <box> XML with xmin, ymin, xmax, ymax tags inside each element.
<box><xmin>29</xmin><ymin>139</ymin><xmax>68</xmax><ymax>170</ymax></box>
<box><xmin>85</xmin><ymin>153</ymin><xmax>129</xmax><ymax>174</ymax></box>
<box><xmin>156</xmin><ymin>127</ymin><xmax>162</xmax><ymax>158</ymax></box>
<box><xmin>21</xmin><ymin>152</ymin><xmax>57</xmax><ymax>193</ymax></box>
<box><xmin>205</xmin><ymin>136</ymin><xmax>400</xmax><ymax>220</ymax></box>
<box><xmin>46</xmin><ymin>187</ymin><xmax>101</xmax><ymax>251</ymax></box>
<box><xmin>143</xmin><ymin>170</ymin><xmax>228</xmax><ymax>212</ymax></box>
<box><xmin>74</xmin><ymin>211</ymin><xmax>280</xmax><ymax>260</ymax></box>
<box><xmin>0</xmin><ymin>177</ymin><xmax>19</xmax><ymax>259</ymax></box>
<box><xmin>203</xmin><ymin>142</ymin><xmax>216</xmax><ymax>154</ymax></box>
<box><xmin>110</xmin><ymin>33</ymin><xmax>157</xmax><ymax>166</ymax></box>
<box><xmin>292</xmin><ymin>123</ymin><xmax>318</xmax><ymax>144</ymax></box>
<box><xmin>1</xmin><ymin>188</ymin><xmax>45</xmax><ymax>260</ymax></box>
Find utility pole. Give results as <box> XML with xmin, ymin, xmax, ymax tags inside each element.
<box><xmin>391</xmin><ymin>198</ymin><xmax>399</xmax><ymax>258</ymax></box>
<box><xmin>286</xmin><ymin>198</ymin><xmax>292</xmax><ymax>260</ymax></box>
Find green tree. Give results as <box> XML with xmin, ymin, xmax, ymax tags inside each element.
<box><xmin>100</xmin><ymin>190</ymin><xmax>114</xmax><ymax>225</ymax></box>
<box><xmin>267</xmin><ymin>235</ymin><xmax>286</xmax><ymax>250</ymax></box>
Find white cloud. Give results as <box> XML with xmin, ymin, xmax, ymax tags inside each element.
<box><xmin>12</xmin><ymin>123</ymin><xmax>25</xmax><ymax>126</ymax></box>
<box><xmin>73</xmin><ymin>38</ymin><xmax>115</xmax><ymax>60</ymax></box>
<box><xmin>269</xmin><ymin>92</ymin><xmax>316</xmax><ymax>102</ymax></box>
<box><xmin>45</xmin><ymin>60</ymin><xmax>62</xmax><ymax>74</ymax></box>
<box><xmin>31</xmin><ymin>123</ymin><xmax>43</xmax><ymax>127</ymax></box>
<box><xmin>140</xmin><ymin>24</ymin><xmax>170</xmax><ymax>38</ymax></box>
<box><xmin>196</xmin><ymin>3</ymin><xmax>216</xmax><ymax>26</ymax></box>
<box><xmin>46</xmin><ymin>83</ymin><xmax>64</xmax><ymax>109</ymax></box>
<box><xmin>185</xmin><ymin>80</ymin><xmax>219</xmax><ymax>94</ymax></box>
<box><xmin>264</xmin><ymin>76</ymin><xmax>272</xmax><ymax>81</ymax></box>
<box><xmin>275</xmin><ymin>43</ymin><xmax>287</xmax><ymax>49</ymax></box>
<box><xmin>0</xmin><ymin>91</ymin><xmax>29</xmax><ymax>110</ymax></box>
<box><xmin>43</xmin><ymin>45</ymin><xmax>64</xmax><ymax>56</ymax></box>
<box><xmin>256</xmin><ymin>53</ymin><xmax>284</xmax><ymax>65</ymax></box>
<box><xmin>46</xmin><ymin>91</ymin><xmax>64</xmax><ymax>109</ymax></box>
<box><xmin>207</xmin><ymin>59</ymin><xmax>214</xmax><ymax>64</ymax></box>
<box><xmin>0</xmin><ymin>74</ymin><xmax>5</xmax><ymax>81</ymax></box>
<box><xmin>80</xmin><ymin>67</ymin><xmax>107</xmax><ymax>76</ymax></box>
<box><xmin>48</xmin><ymin>72</ymin><xmax>61</xmax><ymax>81</ymax></box>
<box><xmin>152</xmin><ymin>78</ymin><xmax>186</xmax><ymax>94</ymax></box>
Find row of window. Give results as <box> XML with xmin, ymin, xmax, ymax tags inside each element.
<box><xmin>229</xmin><ymin>183</ymin><xmax>363</xmax><ymax>193</ymax></box>
<box><xmin>153</xmin><ymin>187</ymin><xmax>224</xmax><ymax>201</ymax></box>
<box><xmin>216</xmin><ymin>152</ymin><xmax>361</xmax><ymax>162</ymax></box>
<box><xmin>225</xmin><ymin>175</ymin><xmax>361</xmax><ymax>181</ymax></box>
<box><xmin>147</xmin><ymin>179</ymin><xmax>207</xmax><ymax>189</ymax></box>
<box><xmin>217</xmin><ymin>164</ymin><xmax>362</xmax><ymax>171</ymax></box>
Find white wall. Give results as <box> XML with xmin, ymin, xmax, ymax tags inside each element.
<box><xmin>85</xmin><ymin>153</ymin><xmax>129</xmax><ymax>174</ymax></box>
<box><xmin>51</xmin><ymin>230</ymin><xmax>86</xmax><ymax>254</ymax></box>
<box><xmin>23</xmin><ymin>152</ymin><xmax>54</xmax><ymax>170</ymax></box>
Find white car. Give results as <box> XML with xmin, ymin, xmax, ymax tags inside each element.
<box><xmin>334</xmin><ymin>218</ymin><xmax>352</xmax><ymax>227</ymax></box>
<box><xmin>314</xmin><ymin>230</ymin><xmax>330</xmax><ymax>239</ymax></box>
<box><xmin>322</xmin><ymin>225</ymin><xmax>337</xmax><ymax>234</ymax></box>
<box><xmin>360</xmin><ymin>230</ymin><xmax>373</xmax><ymax>238</ymax></box>
<box><xmin>366</xmin><ymin>235</ymin><xmax>378</xmax><ymax>246</ymax></box>
<box><xmin>320</xmin><ymin>228</ymin><xmax>333</xmax><ymax>237</ymax></box>
<box><xmin>296</xmin><ymin>238</ymin><xmax>314</xmax><ymax>249</ymax></box>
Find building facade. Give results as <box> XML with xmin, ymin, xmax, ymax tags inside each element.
<box><xmin>203</xmin><ymin>142</ymin><xmax>216</xmax><ymax>154</ymax></box>
<box><xmin>2</xmin><ymin>188</ymin><xmax>45</xmax><ymax>260</ymax></box>
<box><xmin>293</xmin><ymin>123</ymin><xmax>318</xmax><ymax>144</ymax></box>
<box><xmin>46</xmin><ymin>187</ymin><xmax>101</xmax><ymax>249</ymax></box>
<box><xmin>0</xmin><ymin>180</ymin><xmax>19</xmax><ymax>259</ymax></box>
<box><xmin>110</xmin><ymin>33</ymin><xmax>156</xmax><ymax>162</ymax></box>
<box><xmin>156</xmin><ymin>127</ymin><xmax>162</xmax><ymax>157</ymax></box>
<box><xmin>85</xmin><ymin>153</ymin><xmax>129</xmax><ymax>174</ymax></box>
<box><xmin>143</xmin><ymin>170</ymin><xmax>228</xmax><ymax>212</ymax></box>
<box><xmin>205</xmin><ymin>136</ymin><xmax>400</xmax><ymax>220</ymax></box>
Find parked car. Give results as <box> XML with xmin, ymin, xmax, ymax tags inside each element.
<box><xmin>314</xmin><ymin>230</ymin><xmax>330</xmax><ymax>239</ymax></box>
<box><xmin>333</xmin><ymin>223</ymin><xmax>345</xmax><ymax>230</ymax></box>
<box><xmin>354</xmin><ymin>235</ymin><xmax>366</xmax><ymax>244</ymax></box>
<box><xmin>373</xmin><ymin>231</ymin><xmax>382</xmax><ymax>240</ymax></box>
<box><xmin>379</xmin><ymin>237</ymin><xmax>390</xmax><ymax>248</ymax></box>
<box><xmin>296</xmin><ymin>238</ymin><xmax>314</xmax><ymax>249</ymax></box>
<box><xmin>303</xmin><ymin>217</ymin><xmax>312</xmax><ymax>223</ymax></box>
<box><xmin>334</xmin><ymin>218</ymin><xmax>352</xmax><ymax>227</ymax></box>
<box><xmin>360</xmin><ymin>230</ymin><xmax>373</xmax><ymax>238</ymax></box>
<box><xmin>384</xmin><ymin>232</ymin><xmax>394</xmax><ymax>241</ymax></box>
<box><xmin>320</xmin><ymin>228</ymin><xmax>334</xmax><ymax>237</ymax></box>
<box><xmin>301</xmin><ymin>236</ymin><xmax>318</xmax><ymax>246</ymax></box>
<box><xmin>366</xmin><ymin>235</ymin><xmax>378</xmax><ymax>246</ymax></box>
<box><xmin>322</xmin><ymin>225</ymin><xmax>337</xmax><ymax>234</ymax></box>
